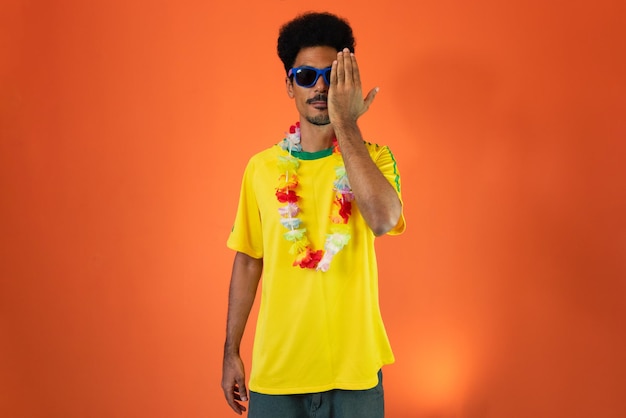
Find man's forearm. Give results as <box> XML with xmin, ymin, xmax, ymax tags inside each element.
<box><xmin>224</xmin><ymin>252</ymin><xmax>263</xmax><ymax>355</ymax></box>
<box><xmin>334</xmin><ymin>122</ymin><xmax>402</xmax><ymax>236</ymax></box>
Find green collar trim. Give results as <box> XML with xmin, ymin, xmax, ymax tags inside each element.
<box><xmin>290</xmin><ymin>147</ymin><xmax>334</xmax><ymax>160</ymax></box>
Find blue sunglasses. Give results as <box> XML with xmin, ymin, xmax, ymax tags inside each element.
<box><xmin>288</xmin><ymin>66</ymin><xmax>332</xmax><ymax>88</ymax></box>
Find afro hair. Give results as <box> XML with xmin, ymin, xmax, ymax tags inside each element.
<box><xmin>277</xmin><ymin>12</ymin><xmax>356</xmax><ymax>74</ymax></box>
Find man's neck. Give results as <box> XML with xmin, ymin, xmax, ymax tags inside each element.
<box><xmin>298</xmin><ymin>121</ymin><xmax>335</xmax><ymax>152</ymax></box>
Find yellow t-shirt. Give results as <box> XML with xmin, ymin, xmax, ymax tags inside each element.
<box><xmin>227</xmin><ymin>142</ymin><xmax>405</xmax><ymax>395</ymax></box>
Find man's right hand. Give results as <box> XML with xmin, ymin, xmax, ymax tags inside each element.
<box><xmin>221</xmin><ymin>352</ymin><xmax>248</xmax><ymax>415</ymax></box>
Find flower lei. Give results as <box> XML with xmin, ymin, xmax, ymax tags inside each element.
<box><xmin>277</xmin><ymin>122</ymin><xmax>353</xmax><ymax>272</ymax></box>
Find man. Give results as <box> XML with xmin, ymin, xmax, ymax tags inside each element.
<box><xmin>221</xmin><ymin>12</ymin><xmax>406</xmax><ymax>418</ymax></box>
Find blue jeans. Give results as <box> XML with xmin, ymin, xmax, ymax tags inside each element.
<box><xmin>248</xmin><ymin>370</ymin><xmax>384</xmax><ymax>418</ymax></box>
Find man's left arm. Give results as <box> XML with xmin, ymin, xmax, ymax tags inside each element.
<box><xmin>328</xmin><ymin>48</ymin><xmax>402</xmax><ymax>236</ymax></box>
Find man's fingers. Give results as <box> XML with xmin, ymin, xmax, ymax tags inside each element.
<box><xmin>223</xmin><ymin>380</ymin><xmax>248</xmax><ymax>415</ymax></box>
<box><xmin>223</xmin><ymin>386</ymin><xmax>239</xmax><ymax>414</ymax></box>
<box><xmin>364</xmin><ymin>87</ymin><xmax>379</xmax><ymax>109</ymax></box>
<box><xmin>234</xmin><ymin>382</ymin><xmax>248</xmax><ymax>414</ymax></box>
<box><xmin>237</xmin><ymin>378</ymin><xmax>248</xmax><ymax>402</ymax></box>
<box><xmin>336</xmin><ymin>50</ymin><xmax>345</xmax><ymax>83</ymax></box>
<box><xmin>226</xmin><ymin>385</ymin><xmax>247</xmax><ymax>415</ymax></box>
<box><xmin>233</xmin><ymin>386</ymin><xmax>243</xmax><ymax>401</ymax></box>
<box><xmin>229</xmin><ymin>401</ymin><xmax>245</xmax><ymax>415</ymax></box>
<box><xmin>330</xmin><ymin>59</ymin><xmax>337</xmax><ymax>86</ymax></box>
<box><xmin>350</xmin><ymin>51</ymin><xmax>361</xmax><ymax>86</ymax></box>
<box><xmin>342</xmin><ymin>48</ymin><xmax>354</xmax><ymax>85</ymax></box>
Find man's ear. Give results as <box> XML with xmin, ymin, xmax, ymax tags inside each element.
<box><xmin>286</xmin><ymin>77</ymin><xmax>294</xmax><ymax>98</ymax></box>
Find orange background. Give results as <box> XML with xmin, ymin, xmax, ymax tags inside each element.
<box><xmin>1</xmin><ymin>1</ymin><xmax>625</xmax><ymax>417</ymax></box>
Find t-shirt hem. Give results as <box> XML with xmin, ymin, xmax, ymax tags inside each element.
<box><xmin>249</xmin><ymin>378</ymin><xmax>379</xmax><ymax>395</ymax></box>
<box><xmin>249</xmin><ymin>360</ymin><xmax>393</xmax><ymax>395</ymax></box>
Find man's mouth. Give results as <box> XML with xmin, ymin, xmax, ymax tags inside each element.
<box><xmin>306</xmin><ymin>95</ymin><xmax>328</xmax><ymax>107</ymax></box>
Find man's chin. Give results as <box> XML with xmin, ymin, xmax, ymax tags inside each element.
<box><xmin>306</xmin><ymin>115</ymin><xmax>331</xmax><ymax>126</ymax></box>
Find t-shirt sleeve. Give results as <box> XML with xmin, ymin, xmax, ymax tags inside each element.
<box><xmin>226</xmin><ymin>159</ymin><xmax>264</xmax><ymax>258</ymax></box>
<box><xmin>375</xmin><ymin>145</ymin><xmax>406</xmax><ymax>235</ymax></box>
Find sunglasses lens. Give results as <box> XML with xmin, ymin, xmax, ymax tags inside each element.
<box><xmin>323</xmin><ymin>68</ymin><xmax>332</xmax><ymax>85</ymax></box>
<box><xmin>295</xmin><ymin>69</ymin><xmax>317</xmax><ymax>87</ymax></box>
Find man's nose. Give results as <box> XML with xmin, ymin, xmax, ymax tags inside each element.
<box><xmin>313</xmin><ymin>74</ymin><xmax>329</xmax><ymax>92</ymax></box>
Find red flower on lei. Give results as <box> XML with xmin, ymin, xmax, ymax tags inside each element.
<box><xmin>336</xmin><ymin>196</ymin><xmax>352</xmax><ymax>223</ymax></box>
<box><xmin>293</xmin><ymin>248</ymin><xmax>324</xmax><ymax>269</ymax></box>
<box><xmin>276</xmin><ymin>190</ymin><xmax>298</xmax><ymax>203</ymax></box>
